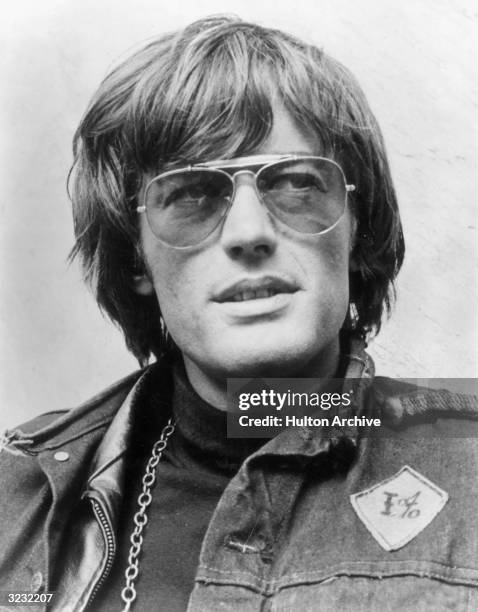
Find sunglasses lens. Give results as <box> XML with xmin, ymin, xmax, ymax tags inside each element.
<box><xmin>257</xmin><ymin>158</ymin><xmax>347</xmax><ymax>234</ymax></box>
<box><xmin>144</xmin><ymin>169</ymin><xmax>232</xmax><ymax>246</ymax></box>
<box><xmin>143</xmin><ymin>157</ymin><xmax>349</xmax><ymax>246</ymax></box>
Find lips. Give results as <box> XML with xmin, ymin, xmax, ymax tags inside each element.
<box><xmin>214</xmin><ymin>276</ymin><xmax>299</xmax><ymax>303</ymax></box>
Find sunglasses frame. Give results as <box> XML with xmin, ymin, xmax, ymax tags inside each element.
<box><xmin>137</xmin><ymin>154</ymin><xmax>356</xmax><ymax>249</ymax></box>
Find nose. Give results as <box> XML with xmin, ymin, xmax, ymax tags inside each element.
<box><xmin>220</xmin><ymin>173</ymin><xmax>277</xmax><ymax>260</ymax></box>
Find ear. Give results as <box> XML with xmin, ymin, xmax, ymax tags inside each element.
<box><xmin>132</xmin><ymin>274</ymin><xmax>155</xmax><ymax>296</ymax></box>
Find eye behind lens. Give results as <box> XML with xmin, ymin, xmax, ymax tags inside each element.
<box><xmin>257</xmin><ymin>158</ymin><xmax>347</xmax><ymax>235</ymax></box>
<box><xmin>144</xmin><ymin>168</ymin><xmax>233</xmax><ymax>246</ymax></box>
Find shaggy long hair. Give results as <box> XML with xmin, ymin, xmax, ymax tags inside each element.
<box><xmin>69</xmin><ymin>15</ymin><xmax>404</xmax><ymax>363</ymax></box>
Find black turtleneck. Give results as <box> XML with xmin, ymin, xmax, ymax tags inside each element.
<box><xmin>93</xmin><ymin>359</ymin><xmax>265</xmax><ymax>611</ymax></box>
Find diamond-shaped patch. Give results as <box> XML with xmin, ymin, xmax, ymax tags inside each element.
<box><xmin>350</xmin><ymin>465</ymin><xmax>449</xmax><ymax>551</ymax></box>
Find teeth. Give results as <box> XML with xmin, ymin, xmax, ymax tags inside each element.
<box><xmin>230</xmin><ymin>289</ymin><xmax>278</xmax><ymax>302</ymax></box>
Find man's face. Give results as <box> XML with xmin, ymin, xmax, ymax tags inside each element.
<box><xmin>137</xmin><ymin>108</ymin><xmax>354</xmax><ymax>386</ymax></box>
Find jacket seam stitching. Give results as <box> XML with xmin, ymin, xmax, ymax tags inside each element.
<box><xmin>30</xmin><ymin>421</ymin><xmax>113</xmax><ymax>452</ymax></box>
<box><xmin>197</xmin><ymin>560</ymin><xmax>478</xmax><ymax>589</ymax></box>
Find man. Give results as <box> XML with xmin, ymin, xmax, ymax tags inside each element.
<box><xmin>1</xmin><ymin>15</ymin><xmax>477</xmax><ymax>612</ymax></box>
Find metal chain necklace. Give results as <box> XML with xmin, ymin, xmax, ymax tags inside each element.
<box><xmin>120</xmin><ymin>417</ymin><xmax>175</xmax><ymax>612</ymax></box>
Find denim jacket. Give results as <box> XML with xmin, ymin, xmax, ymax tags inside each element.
<box><xmin>1</xmin><ymin>344</ymin><xmax>478</xmax><ymax>612</ymax></box>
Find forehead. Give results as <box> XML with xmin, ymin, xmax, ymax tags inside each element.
<box><xmin>252</xmin><ymin>105</ymin><xmax>319</xmax><ymax>157</ymax></box>
<box><xmin>151</xmin><ymin>105</ymin><xmax>322</xmax><ymax>176</ymax></box>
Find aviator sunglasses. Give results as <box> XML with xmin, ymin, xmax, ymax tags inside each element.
<box><xmin>137</xmin><ymin>154</ymin><xmax>356</xmax><ymax>248</ymax></box>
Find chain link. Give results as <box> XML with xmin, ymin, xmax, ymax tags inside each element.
<box><xmin>120</xmin><ymin>418</ymin><xmax>175</xmax><ymax>612</ymax></box>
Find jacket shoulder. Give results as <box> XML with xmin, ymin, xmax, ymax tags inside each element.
<box><xmin>2</xmin><ymin>368</ymin><xmax>146</xmax><ymax>450</ymax></box>
<box><xmin>371</xmin><ymin>376</ymin><xmax>478</xmax><ymax>428</ymax></box>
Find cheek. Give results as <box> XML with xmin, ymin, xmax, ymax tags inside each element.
<box><xmin>289</xmin><ymin>231</ymin><xmax>352</xmax><ymax>334</ymax></box>
<box><xmin>143</xmin><ymin>246</ymin><xmax>210</xmax><ymax>336</ymax></box>
<box><xmin>146</xmin><ymin>251</ymin><xmax>180</xmax><ymax>303</ymax></box>
<box><xmin>292</xmin><ymin>226</ymin><xmax>352</xmax><ymax>293</ymax></box>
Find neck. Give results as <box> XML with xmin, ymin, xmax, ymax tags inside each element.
<box><xmin>182</xmin><ymin>338</ymin><xmax>341</xmax><ymax>411</ymax></box>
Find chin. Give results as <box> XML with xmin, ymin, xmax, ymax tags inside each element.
<box><xmin>207</xmin><ymin>332</ymin><xmax>330</xmax><ymax>378</ymax></box>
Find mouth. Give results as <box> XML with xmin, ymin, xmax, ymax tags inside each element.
<box><xmin>228</xmin><ymin>288</ymin><xmax>284</xmax><ymax>302</ymax></box>
<box><xmin>214</xmin><ymin>276</ymin><xmax>299</xmax><ymax>304</ymax></box>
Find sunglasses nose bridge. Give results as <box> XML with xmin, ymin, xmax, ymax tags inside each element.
<box><xmin>218</xmin><ymin>168</ymin><xmax>271</xmax><ymax>229</ymax></box>
<box><xmin>226</xmin><ymin>168</ymin><xmax>264</xmax><ymax>207</ymax></box>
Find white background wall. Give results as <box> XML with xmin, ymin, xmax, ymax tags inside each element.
<box><xmin>1</xmin><ymin>0</ymin><xmax>477</xmax><ymax>429</ymax></box>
